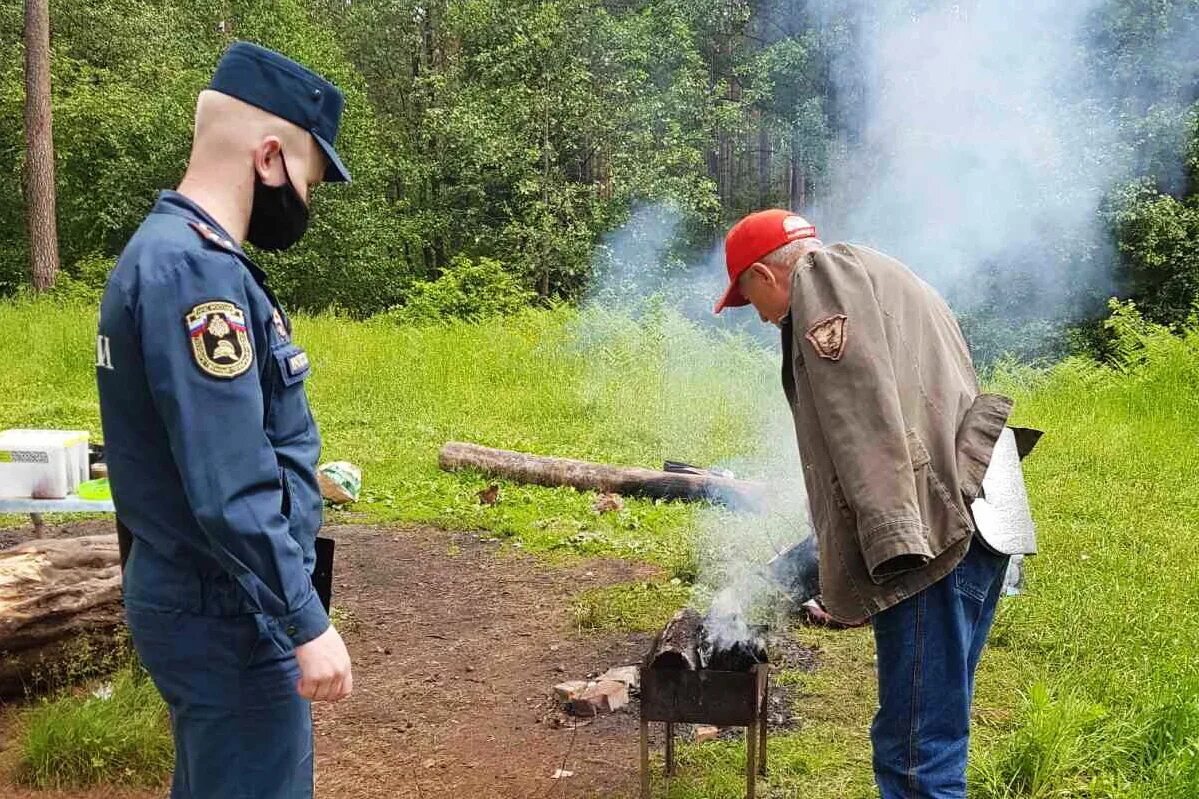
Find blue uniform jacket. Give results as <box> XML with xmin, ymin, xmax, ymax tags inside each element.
<box><xmin>96</xmin><ymin>191</ymin><xmax>328</xmax><ymax>652</ymax></box>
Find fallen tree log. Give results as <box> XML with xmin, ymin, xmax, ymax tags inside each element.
<box><xmin>438</xmin><ymin>442</ymin><xmax>767</xmax><ymax>511</ymax></box>
<box><xmin>0</xmin><ymin>535</ymin><xmax>123</xmax><ymax>696</ymax></box>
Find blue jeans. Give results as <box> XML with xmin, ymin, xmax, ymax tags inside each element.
<box><xmin>870</xmin><ymin>536</ymin><xmax>1009</xmax><ymax>799</ymax></box>
<box><xmin>125</xmin><ymin>605</ymin><xmax>314</xmax><ymax>799</ymax></box>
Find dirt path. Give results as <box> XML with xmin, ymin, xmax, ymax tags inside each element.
<box><xmin>314</xmin><ymin>525</ymin><xmax>656</xmax><ymax>798</ymax></box>
<box><xmin>0</xmin><ymin>524</ymin><xmax>661</xmax><ymax>799</ymax></box>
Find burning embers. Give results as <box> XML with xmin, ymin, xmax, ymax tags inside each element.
<box><xmin>647</xmin><ymin>608</ymin><xmax>768</xmax><ymax>673</ymax></box>
<box><xmin>639</xmin><ymin>608</ymin><xmax>770</xmax><ymax>798</ymax></box>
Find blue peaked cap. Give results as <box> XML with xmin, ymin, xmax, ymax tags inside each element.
<box><xmin>209</xmin><ymin>41</ymin><xmax>350</xmax><ymax>183</ymax></box>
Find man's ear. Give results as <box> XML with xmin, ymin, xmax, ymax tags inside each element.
<box><xmin>253</xmin><ymin>136</ymin><xmax>284</xmax><ymax>183</ymax></box>
<box><xmin>748</xmin><ymin>261</ymin><xmax>775</xmax><ymax>285</ymax></box>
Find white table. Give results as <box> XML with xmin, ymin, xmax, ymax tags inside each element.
<box><xmin>0</xmin><ymin>496</ymin><xmax>116</xmax><ymax>534</ymax></box>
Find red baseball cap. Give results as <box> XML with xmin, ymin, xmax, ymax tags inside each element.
<box><xmin>714</xmin><ymin>210</ymin><xmax>817</xmax><ymax>313</ymax></box>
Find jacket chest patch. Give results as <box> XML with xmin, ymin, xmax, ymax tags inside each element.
<box><xmin>805</xmin><ymin>315</ymin><xmax>848</xmax><ymax>361</ymax></box>
<box><xmin>185</xmin><ymin>301</ymin><xmax>253</xmax><ymax>379</ymax></box>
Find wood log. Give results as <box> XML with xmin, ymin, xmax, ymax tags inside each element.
<box><xmin>438</xmin><ymin>443</ymin><xmax>767</xmax><ymax>511</ymax></box>
<box><xmin>650</xmin><ymin>608</ymin><xmax>703</xmax><ymax>670</ymax></box>
<box><xmin>0</xmin><ymin>535</ymin><xmax>123</xmax><ymax>695</ymax></box>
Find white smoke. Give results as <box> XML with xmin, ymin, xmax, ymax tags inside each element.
<box><xmin>578</xmin><ymin>202</ymin><xmax>811</xmax><ymax>641</ymax></box>
<box><xmin>579</xmin><ymin>0</ymin><xmax>1199</xmax><ymax>644</ymax></box>
<box><xmin>812</xmin><ymin>0</ymin><xmax>1187</xmax><ymax>319</ymax></box>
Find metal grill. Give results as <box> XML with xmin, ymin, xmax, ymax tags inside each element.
<box><xmin>638</xmin><ymin>661</ymin><xmax>769</xmax><ymax>798</ymax></box>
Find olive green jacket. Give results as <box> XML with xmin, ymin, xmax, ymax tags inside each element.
<box><xmin>783</xmin><ymin>243</ymin><xmax>1013</xmax><ymax>624</ymax></box>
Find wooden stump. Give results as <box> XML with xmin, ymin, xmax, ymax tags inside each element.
<box><xmin>0</xmin><ymin>534</ymin><xmax>123</xmax><ymax>695</ymax></box>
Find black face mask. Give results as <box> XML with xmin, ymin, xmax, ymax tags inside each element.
<box><xmin>246</xmin><ymin>153</ymin><xmax>310</xmax><ymax>252</ymax></box>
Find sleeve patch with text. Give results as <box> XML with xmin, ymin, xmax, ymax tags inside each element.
<box><xmin>185</xmin><ymin>301</ymin><xmax>253</xmax><ymax>378</ymax></box>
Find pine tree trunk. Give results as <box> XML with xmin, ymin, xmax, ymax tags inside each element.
<box><xmin>23</xmin><ymin>0</ymin><xmax>59</xmax><ymax>292</ymax></box>
<box><xmin>758</xmin><ymin>118</ymin><xmax>771</xmax><ymax>208</ymax></box>
<box><xmin>789</xmin><ymin>134</ymin><xmax>806</xmax><ymax>210</ymax></box>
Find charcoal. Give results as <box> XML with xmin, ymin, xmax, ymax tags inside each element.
<box><xmin>700</xmin><ymin>637</ymin><xmax>768</xmax><ymax>672</ymax></box>
<box><xmin>697</xmin><ymin>615</ymin><xmax>768</xmax><ymax>672</ymax></box>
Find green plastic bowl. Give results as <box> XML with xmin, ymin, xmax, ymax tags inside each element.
<box><xmin>77</xmin><ymin>478</ymin><xmax>112</xmax><ymax>501</ymax></box>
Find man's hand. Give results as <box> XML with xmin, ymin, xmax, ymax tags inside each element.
<box><xmin>294</xmin><ymin>625</ymin><xmax>353</xmax><ymax>702</ymax></box>
<box><xmin>802</xmin><ymin>597</ymin><xmax>869</xmax><ymax>630</ymax></box>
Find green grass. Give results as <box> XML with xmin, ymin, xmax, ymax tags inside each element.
<box><xmin>965</xmin><ymin>316</ymin><xmax>1199</xmax><ymax>799</ymax></box>
<box><xmin>571</xmin><ymin>580</ymin><xmax>693</xmax><ymax>633</ymax></box>
<box><xmin>2</xmin><ymin>298</ymin><xmax>1198</xmax><ymax>797</ymax></box>
<box><xmin>0</xmin><ymin>300</ymin><xmax>778</xmax><ymax>575</ymax></box>
<box><xmin>16</xmin><ymin>663</ymin><xmax>172</xmax><ymax>788</ymax></box>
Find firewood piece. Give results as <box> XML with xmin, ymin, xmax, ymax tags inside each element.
<box><xmin>598</xmin><ymin>665</ymin><xmax>640</xmax><ymax>690</ymax></box>
<box><xmin>650</xmin><ymin>608</ymin><xmax>703</xmax><ymax>670</ymax></box>
<box><xmin>477</xmin><ymin>484</ymin><xmax>500</xmax><ymax>505</ymax></box>
<box><xmin>0</xmin><ymin>534</ymin><xmax>123</xmax><ymax>696</ymax></box>
<box><xmin>592</xmin><ymin>492</ymin><xmax>624</xmax><ymax>514</ymax></box>
<box><xmin>438</xmin><ymin>443</ymin><xmax>766</xmax><ymax>511</ymax></box>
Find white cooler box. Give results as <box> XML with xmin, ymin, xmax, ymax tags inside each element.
<box><xmin>0</xmin><ymin>429</ymin><xmax>90</xmax><ymax>499</ymax></box>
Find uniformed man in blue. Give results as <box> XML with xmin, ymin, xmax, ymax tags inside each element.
<box><xmin>96</xmin><ymin>42</ymin><xmax>353</xmax><ymax>798</ymax></box>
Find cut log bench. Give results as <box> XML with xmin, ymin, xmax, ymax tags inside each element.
<box><xmin>439</xmin><ymin>442</ymin><xmax>768</xmax><ymax>511</ymax></box>
<box><xmin>0</xmin><ymin>497</ymin><xmax>120</xmax><ymax>696</ymax></box>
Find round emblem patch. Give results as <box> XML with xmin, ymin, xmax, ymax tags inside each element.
<box><xmin>185</xmin><ymin>301</ymin><xmax>253</xmax><ymax>378</ymax></box>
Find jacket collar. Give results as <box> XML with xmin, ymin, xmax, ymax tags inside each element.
<box><xmin>151</xmin><ymin>191</ymin><xmax>269</xmax><ymax>285</ymax></box>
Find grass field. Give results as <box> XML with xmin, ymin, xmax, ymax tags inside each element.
<box><xmin>1</xmin><ymin>297</ymin><xmax>1196</xmax><ymax>797</ymax></box>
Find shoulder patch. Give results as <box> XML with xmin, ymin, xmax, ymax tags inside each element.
<box><xmin>188</xmin><ymin>221</ymin><xmax>237</xmax><ymax>252</ymax></box>
<box><xmin>185</xmin><ymin>301</ymin><xmax>253</xmax><ymax>378</ymax></box>
<box><xmin>805</xmin><ymin>314</ymin><xmax>848</xmax><ymax>361</ymax></box>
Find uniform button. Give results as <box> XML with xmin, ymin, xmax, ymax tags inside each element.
<box><xmin>286</xmin><ymin>625</ymin><xmax>298</xmax><ymax>637</ymax></box>
<box><xmin>311</xmin><ymin>88</ymin><xmax>322</xmax><ymax>100</ymax></box>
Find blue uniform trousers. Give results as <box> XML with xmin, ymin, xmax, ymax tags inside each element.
<box><xmin>870</xmin><ymin>536</ymin><xmax>1010</xmax><ymax>798</ymax></box>
<box><xmin>125</xmin><ymin>604</ymin><xmax>314</xmax><ymax>799</ymax></box>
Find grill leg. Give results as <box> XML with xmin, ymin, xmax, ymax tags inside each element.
<box><xmin>665</xmin><ymin>722</ymin><xmax>676</xmax><ymax>777</ymax></box>
<box><xmin>746</xmin><ymin>722</ymin><xmax>757</xmax><ymax>799</ymax></box>
<box><xmin>759</xmin><ymin>679</ymin><xmax>769</xmax><ymax>776</ymax></box>
<box><xmin>640</xmin><ymin>719</ymin><xmax>651</xmax><ymax>799</ymax></box>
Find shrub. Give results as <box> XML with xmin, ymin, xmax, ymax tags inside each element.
<box><xmin>381</xmin><ymin>255</ymin><xmax>535</xmax><ymax>324</ymax></box>
<box><xmin>1111</xmin><ymin>180</ymin><xmax>1199</xmax><ymax>327</ymax></box>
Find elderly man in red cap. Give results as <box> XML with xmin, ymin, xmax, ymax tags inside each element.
<box><xmin>715</xmin><ymin>210</ymin><xmax>1030</xmax><ymax>798</ymax></box>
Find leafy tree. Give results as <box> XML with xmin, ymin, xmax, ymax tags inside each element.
<box><xmin>0</xmin><ymin>0</ymin><xmax>1196</xmax><ymax>335</ymax></box>
<box><xmin>0</xmin><ymin>0</ymin><xmax>410</xmax><ymax>314</ymax></box>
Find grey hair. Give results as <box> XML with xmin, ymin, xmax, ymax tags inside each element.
<box><xmin>760</xmin><ymin>238</ymin><xmax>822</xmax><ymax>270</ymax></box>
